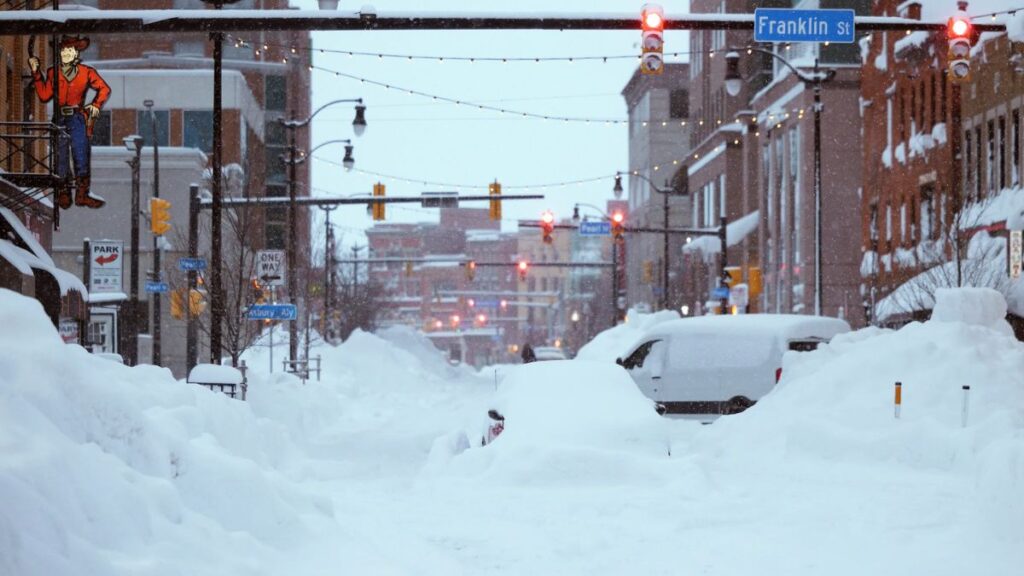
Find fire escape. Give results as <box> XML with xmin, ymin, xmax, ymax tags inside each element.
<box><xmin>0</xmin><ymin>120</ymin><xmax>66</xmax><ymax>228</ymax></box>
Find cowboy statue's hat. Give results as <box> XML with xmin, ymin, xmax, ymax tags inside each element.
<box><xmin>59</xmin><ymin>35</ymin><xmax>90</xmax><ymax>51</ymax></box>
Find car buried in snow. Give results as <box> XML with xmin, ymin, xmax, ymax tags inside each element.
<box><xmin>617</xmin><ymin>314</ymin><xmax>850</xmax><ymax>418</ymax></box>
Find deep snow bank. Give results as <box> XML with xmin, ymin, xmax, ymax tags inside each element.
<box><xmin>0</xmin><ymin>289</ymin><xmax>338</xmax><ymax>576</ymax></box>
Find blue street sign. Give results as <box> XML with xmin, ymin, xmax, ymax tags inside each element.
<box><xmin>474</xmin><ymin>298</ymin><xmax>500</xmax><ymax>308</ymax></box>
<box><xmin>712</xmin><ymin>286</ymin><xmax>730</xmax><ymax>299</ymax></box>
<box><xmin>579</xmin><ymin>220</ymin><xmax>612</xmax><ymax>237</ymax></box>
<box><xmin>178</xmin><ymin>257</ymin><xmax>207</xmax><ymax>271</ymax></box>
<box><xmin>753</xmin><ymin>8</ymin><xmax>855</xmax><ymax>44</ymax></box>
<box><xmin>247</xmin><ymin>304</ymin><xmax>298</xmax><ymax>321</ymax></box>
<box><xmin>145</xmin><ymin>281</ymin><xmax>169</xmax><ymax>294</ymax></box>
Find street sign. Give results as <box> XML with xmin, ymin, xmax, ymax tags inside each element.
<box><xmin>578</xmin><ymin>220</ymin><xmax>612</xmax><ymax>237</ymax></box>
<box><xmin>753</xmin><ymin>8</ymin><xmax>855</xmax><ymax>44</ymax></box>
<box><xmin>474</xmin><ymin>298</ymin><xmax>500</xmax><ymax>308</ymax></box>
<box><xmin>729</xmin><ymin>283</ymin><xmax>749</xmax><ymax>309</ymax></box>
<box><xmin>178</xmin><ymin>257</ymin><xmax>207</xmax><ymax>271</ymax></box>
<box><xmin>256</xmin><ymin>250</ymin><xmax>286</xmax><ymax>287</ymax></box>
<box><xmin>145</xmin><ymin>281</ymin><xmax>169</xmax><ymax>294</ymax></box>
<box><xmin>247</xmin><ymin>304</ymin><xmax>298</xmax><ymax>321</ymax></box>
<box><xmin>90</xmin><ymin>240</ymin><xmax>124</xmax><ymax>294</ymax></box>
<box><xmin>712</xmin><ymin>286</ymin><xmax>730</xmax><ymax>299</ymax></box>
<box><xmin>1010</xmin><ymin>230</ymin><xmax>1022</xmax><ymax>279</ymax></box>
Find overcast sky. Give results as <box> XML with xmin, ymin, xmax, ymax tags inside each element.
<box><xmin>287</xmin><ymin>0</ymin><xmax>690</xmax><ymax>249</ymax></box>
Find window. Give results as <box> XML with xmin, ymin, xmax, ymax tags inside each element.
<box><xmin>137</xmin><ymin>110</ymin><xmax>169</xmax><ymax>147</ymax></box>
<box><xmin>920</xmin><ymin>184</ymin><xmax>934</xmax><ymax>241</ymax></box>
<box><xmin>265</xmin><ymin>147</ymin><xmax>287</xmax><ymax>183</ymax></box>
<box><xmin>91</xmin><ymin>111</ymin><xmax>112</xmax><ymax>146</ymax></box>
<box><xmin>779</xmin><ymin>136</ymin><xmax>788</xmax><ymax>268</ymax></box>
<box><xmin>703</xmin><ymin>182</ymin><xmax>716</xmax><ymax>228</ymax></box>
<box><xmin>869</xmin><ymin>202</ymin><xmax>879</xmax><ymax>243</ymax></box>
<box><xmin>987</xmin><ymin>120</ymin><xmax>996</xmax><ymax>194</ymax></box>
<box><xmin>765</xmin><ymin>143</ymin><xmax>774</xmax><ymax>278</ymax></box>
<box><xmin>790</xmin><ymin>127</ymin><xmax>801</xmax><ymax>265</ymax></box>
<box><xmin>975</xmin><ymin>126</ymin><xmax>983</xmax><ymax>199</ymax></box>
<box><xmin>999</xmin><ymin>116</ymin><xmax>1007</xmax><ymax>190</ymax></box>
<box><xmin>265</xmin><ymin>75</ymin><xmax>287</xmax><ymax>112</ymax></box>
<box><xmin>964</xmin><ymin>130</ymin><xmax>973</xmax><ymax>198</ymax></box>
<box><xmin>1014</xmin><ymin>110</ymin><xmax>1021</xmax><ymax>187</ymax></box>
<box><xmin>900</xmin><ymin>201</ymin><xmax>907</xmax><ymax>245</ymax></box>
<box><xmin>669</xmin><ymin>90</ymin><xmax>689</xmax><ymax>119</ymax></box>
<box><xmin>931</xmin><ymin>72</ymin><xmax>940</xmax><ymax>128</ymax></box>
<box><xmin>183</xmin><ymin>110</ymin><xmax>213</xmax><ymax>153</ymax></box>
<box><xmin>885</xmin><ymin>200</ymin><xmax>893</xmax><ymax>247</ymax></box>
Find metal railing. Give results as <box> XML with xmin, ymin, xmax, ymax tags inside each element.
<box><xmin>0</xmin><ymin>121</ymin><xmax>64</xmax><ymax>212</ymax></box>
<box><xmin>282</xmin><ymin>355</ymin><xmax>322</xmax><ymax>383</ymax></box>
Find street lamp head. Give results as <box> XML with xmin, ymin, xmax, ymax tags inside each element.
<box><xmin>572</xmin><ymin>205</ymin><xmax>580</xmax><ymax>223</ymax></box>
<box><xmin>143</xmin><ymin>99</ymin><xmax>154</xmax><ymax>109</ymax></box>
<box><xmin>352</xmin><ymin>104</ymin><xmax>367</xmax><ymax>137</ymax></box>
<box><xmin>724</xmin><ymin>51</ymin><xmax>743</xmax><ymax>97</ymax></box>
<box><xmin>613</xmin><ymin>174</ymin><xmax>624</xmax><ymax>198</ymax></box>
<box><xmin>123</xmin><ymin>134</ymin><xmax>143</xmax><ymax>153</ymax></box>
<box><xmin>342</xmin><ymin>145</ymin><xmax>355</xmax><ymax>170</ymax></box>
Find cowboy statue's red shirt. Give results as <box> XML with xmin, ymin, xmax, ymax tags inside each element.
<box><xmin>32</xmin><ymin>64</ymin><xmax>110</xmax><ymax>111</ymax></box>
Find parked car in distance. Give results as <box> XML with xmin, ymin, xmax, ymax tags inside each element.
<box><xmin>533</xmin><ymin>346</ymin><xmax>568</xmax><ymax>361</ymax></box>
<box><xmin>617</xmin><ymin>314</ymin><xmax>850</xmax><ymax>417</ymax></box>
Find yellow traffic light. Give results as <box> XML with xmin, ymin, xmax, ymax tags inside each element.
<box><xmin>725</xmin><ymin>266</ymin><xmax>743</xmax><ymax>287</ymax></box>
<box><xmin>489</xmin><ymin>180</ymin><xmax>502</xmax><ymax>221</ymax></box>
<box><xmin>189</xmin><ymin>289</ymin><xmax>206</xmax><ymax>316</ymax></box>
<box><xmin>170</xmin><ymin>289</ymin><xmax>185</xmax><ymax>319</ymax></box>
<box><xmin>372</xmin><ymin>182</ymin><xmax>386</xmax><ymax>221</ymax></box>
<box><xmin>642</xmin><ymin>260</ymin><xmax>654</xmax><ymax>284</ymax></box>
<box><xmin>466</xmin><ymin>260</ymin><xmax>477</xmax><ymax>281</ymax></box>
<box><xmin>150</xmin><ymin>198</ymin><xmax>172</xmax><ymax>235</ymax></box>
<box><xmin>171</xmin><ymin>288</ymin><xmax>206</xmax><ymax>319</ymax></box>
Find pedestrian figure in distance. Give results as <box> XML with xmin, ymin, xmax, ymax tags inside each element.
<box><xmin>521</xmin><ymin>343</ymin><xmax>536</xmax><ymax>364</ymax></box>
<box><xmin>29</xmin><ymin>34</ymin><xmax>111</xmax><ymax>209</ymax></box>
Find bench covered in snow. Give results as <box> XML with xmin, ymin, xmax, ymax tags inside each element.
<box><xmin>187</xmin><ymin>363</ymin><xmax>247</xmax><ymax>399</ymax></box>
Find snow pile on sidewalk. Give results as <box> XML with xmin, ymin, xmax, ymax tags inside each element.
<box><xmin>0</xmin><ymin>290</ymin><xmax>335</xmax><ymax>576</ymax></box>
<box><xmin>574</xmin><ymin>308</ymin><xmax>679</xmax><ymax>361</ymax></box>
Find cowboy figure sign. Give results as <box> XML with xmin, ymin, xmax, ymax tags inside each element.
<box><xmin>29</xmin><ymin>35</ymin><xmax>111</xmax><ymax>209</ymax></box>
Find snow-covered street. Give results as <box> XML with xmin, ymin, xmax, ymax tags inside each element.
<box><xmin>2</xmin><ymin>287</ymin><xmax>1022</xmax><ymax>575</ymax></box>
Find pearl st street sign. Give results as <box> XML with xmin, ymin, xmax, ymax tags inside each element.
<box><xmin>754</xmin><ymin>8</ymin><xmax>855</xmax><ymax>44</ymax></box>
<box><xmin>578</xmin><ymin>221</ymin><xmax>612</xmax><ymax>237</ymax></box>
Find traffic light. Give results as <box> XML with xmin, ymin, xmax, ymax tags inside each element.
<box><xmin>489</xmin><ymin>180</ymin><xmax>502</xmax><ymax>221</ymax></box>
<box><xmin>640</xmin><ymin>3</ymin><xmax>665</xmax><ymax>76</ymax></box>
<box><xmin>517</xmin><ymin>260</ymin><xmax>529</xmax><ymax>282</ymax></box>
<box><xmin>947</xmin><ymin>11</ymin><xmax>973</xmax><ymax>83</ymax></box>
<box><xmin>372</xmin><ymin>182</ymin><xmax>386</xmax><ymax>221</ymax></box>
<box><xmin>250</xmin><ymin>278</ymin><xmax>264</xmax><ymax>303</ymax></box>
<box><xmin>171</xmin><ymin>288</ymin><xmax>206</xmax><ymax>319</ymax></box>
<box><xmin>170</xmin><ymin>289</ymin><xmax>185</xmax><ymax>319</ymax></box>
<box><xmin>150</xmin><ymin>197</ymin><xmax>172</xmax><ymax>235</ymax></box>
<box><xmin>642</xmin><ymin>260</ymin><xmax>654</xmax><ymax>284</ymax></box>
<box><xmin>724</xmin><ymin>266</ymin><xmax>743</xmax><ymax>287</ymax></box>
<box><xmin>611</xmin><ymin>211</ymin><xmax>626</xmax><ymax>244</ymax></box>
<box><xmin>541</xmin><ymin>210</ymin><xmax>555</xmax><ymax>244</ymax></box>
<box><xmin>450</xmin><ymin>314</ymin><xmax>461</xmax><ymax>329</ymax></box>
<box><xmin>466</xmin><ymin>260</ymin><xmax>477</xmax><ymax>281</ymax></box>
<box><xmin>188</xmin><ymin>289</ymin><xmax>206</xmax><ymax>316</ymax></box>
<box><xmin>475</xmin><ymin>313</ymin><xmax>488</xmax><ymax>326</ymax></box>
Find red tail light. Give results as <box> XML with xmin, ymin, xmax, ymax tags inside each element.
<box><xmin>775</xmin><ymin>367</ymin><xmax>783</xmax><ymax>383</ymax></box>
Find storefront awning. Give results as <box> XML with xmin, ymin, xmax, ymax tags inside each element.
<box><xmin>0</xmin><ymin>206</ymin><xmax>86</xmax><ymax>297</ymax></box>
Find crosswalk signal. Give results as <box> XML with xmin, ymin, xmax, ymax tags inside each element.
<box><xmin>611</xmin><ymin>211</ymin><xmax>626</xmax><ymax>244</ymax></box>
<box><xmin>150</xmin><ymin>197</ymin><xmax>172</xmax><ymax>235</ymax></box>
<box><xmin>947</xmin><ymin>11</ymin><xmax>973</xmax><ymax>83</ymax></box>
<box><xmin>466</xmin><ymin>260</ymin><xmax>477</xmax><ymax>281</ymax></box>
<box><xmin>541</xmin><ymin>210</ymin><xmax>555</xmax><ymax>244</ymax></box>
<box><xmin>489</xmin><ymin>180</ymin><xmax>502</xmax><ymax>221</ymax></box>
<box><xmin>641</xmin><ymin>3</ymin><xmax>665</xmax><ymax>76</ymax></box>
<box><xmin>372</xmin><ymin>182</ymin><xmax>386</xmax><ymax>221</ymax></box>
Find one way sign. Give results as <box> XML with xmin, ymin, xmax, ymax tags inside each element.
<box><xmin>256</xmin><ymin>250</ymin><xmax>286</xmax><ymax>287</ymax></box>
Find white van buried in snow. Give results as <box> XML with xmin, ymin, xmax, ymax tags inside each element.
<box><xmin>616</xmin><ymin>314</ymin><xmax>850</xmax><ymax>417</ymax></box>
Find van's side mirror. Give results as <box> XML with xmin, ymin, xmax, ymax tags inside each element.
<box><xmin>487</xmin><ymin>409</ymin><xmax>505</xmax><ymax>422</ymax></box>
<box><xmin>615</xmin><ymin>357</ymin><xmax>624</xmax><ymax>366</ymax></box>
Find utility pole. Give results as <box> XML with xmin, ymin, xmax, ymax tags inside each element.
<box><xmin>287</xmin><ymin>110</ymin><xmax>300</xmax><ymax>364</ymax></box>
<box><xmin>187</xmin><ymin>184</ymin><xmax>200</xmax><ymax>374</ymax></box>
<box><xmin>662</xmin><ymin>181</ymin><xmax>670</xmax><ymax>310</ymax></box>
<box><xmin>321</xmin><ymin>205</ymin><xmax>337</xmax><ymax>343</ymax></box>
<box><xmin>126</xmin><ymin>136</ymin><xmax>142</xmax><ymax>366</ymax></box>
<box><xmin>145</xmin><ymin>100</ymin><xmax>162</xmax><ymax>365</ymax></box>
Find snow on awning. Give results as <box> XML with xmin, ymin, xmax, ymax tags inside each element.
<box><xmin>89</xmin><ymin>291</ymin><xmax>128</xmax><ymax>304</ymax></box>
<box><xmin>0</xmin><ymin>206</ymin><xmax>87</xmax><ymax>296</ymax></box>
<box><xmin>682</xmin><ymin>210</ymin><xmax>759</xmax><ymax>262</ymax></box>
<box><xmin>0</xmin><ymin>238</ymin><xmax>33</xmax><ymax>274</ymax></box>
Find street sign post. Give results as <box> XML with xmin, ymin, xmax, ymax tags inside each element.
<box><xmin>1010</xmin><ymin>230</ymin><xmax>1022</xmax><ymax>279</ymax></box>
<box><xmin>256</xmin><ymin>250</ymin><xmax>287</xmax><ymax>287</ymax></box>
<box><xmin>178</xmin><ymin>257</ymin><xmax>207</xmax><ymax>271</ymax></box>
<box><xmin>712</xmin><ymin>286</ymin><xmax>730</xmax><ymax>299</ymax></box>
<box><xmin>145</xmin><ymin>281</ymin><xmax>169</xmax><ymax>294</ymax></box>
<box><xmin>753</xmin><ymin>8</ymin><xmax>855</xmax><ymax>43</ymax></box>
<box><xmin>89</xmin><ymin>240</ymin><xmax>124</xmax><ymax>294</ymax></box>
<box><xmin>579</xmin><ymin>221</ymin><xmax>612</xmax><ymax>237</ymax></box>
<box><xmin>247</xmin><ymin>304</ymin><xmax>298</xmax><ymax>321</ymax></box>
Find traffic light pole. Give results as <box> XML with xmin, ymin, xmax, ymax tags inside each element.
<box><xmin>287</xmin><ymin>117</ymin><xmax>299</xmax><ymax>364</ymax></box>
<box><xmin>187</xmin><ymin>184</ymin><xmax>199</xmax><ymax>375</ymax></box>
<box><xmin>128</xmin><ymin>145</ymin><xmax>141</xmax><ymax>366</ymax></box>
<box><xmin>148</xmin><ymin>106</ymin><xmax>162</xmax><ymax>365</ymax></box>
<box><xmin>612</xmin><ymin>240</ymin><xmax>620</xmax><ymax>328</ymax></box>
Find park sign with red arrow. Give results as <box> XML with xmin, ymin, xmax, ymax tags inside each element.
<box><xmin>90</xmin><ymin>240</ymin><xmax>124</xmax><ymax>294</ymax></box>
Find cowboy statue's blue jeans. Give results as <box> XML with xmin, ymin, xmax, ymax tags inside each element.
<box><xmin>56</xmin><ymin>112</ymin><xmax>89</xmax><ymax>180</ymax></box>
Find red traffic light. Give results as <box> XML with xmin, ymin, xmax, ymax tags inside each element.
<box><xmin>541</xmin><ymin>210</ymin><xmax>555</xmax><ymax>225</ymax></box>
<box><xmin>949</xmin><ymin>16</ymin><xmax>970</xmax><ymax>38</ymax></box>
<box><xmin>642</xmin><ymin>4</ymin><xmax>664</xmax><ymax>30</ymax></box>
<box><xmin>612</xmin><ymin>211</ymin><xmax>625</xmax><ymax>224</ymax></box>
<box><xmin>518</xmin><ymin>261</ymin><xmax>529</xmax><ymax>272</ymax></box>
<box><xmin>476</xmin><ymin>313</ymin><xmax>488</xmax><ymax>324</ymax></box>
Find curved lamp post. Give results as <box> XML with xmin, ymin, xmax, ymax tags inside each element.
<box><xmin>725</xmin><ymin>47</ymin><xmax>834</xmax><ymax>316</ymax></box>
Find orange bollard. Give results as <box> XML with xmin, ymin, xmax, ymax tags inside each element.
<box><xmin>894</xmin><ymin>381</ymin><xmax>902</xmax><ymax>419</ymax></box>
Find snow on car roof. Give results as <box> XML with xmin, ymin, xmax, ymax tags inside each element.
<box><xmin>642</xmin><ymin>314</ymin><xmax>851</xmax><ymax>342</ymax></box>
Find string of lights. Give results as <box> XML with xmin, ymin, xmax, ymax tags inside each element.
<box><xmin>974</xmin><ymin>5</ymin><xmax>1023</xmax><ymax>19</ymax></box>
<box><xmin>225</xmin><ymin>34</ymin><xmax>703</xmax><ymax>64</ymax></box>
<box><xmin>310</xmin><ymin>63</ymin><xmax>628</xmax><ymax>124</ymax></box>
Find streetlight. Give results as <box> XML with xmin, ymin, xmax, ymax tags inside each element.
<box><xmin>724</xmin><ymin>48</ymin><xmax>835</xmax><ymax>316</ymax></box>
<box><xmin>123</xmin><ymin>134</ymin><xmax>144</xmax><ymax>366</ymax></box>
<box><xmin>617</xmin><ymin>170</ymin><xmax>683</xmax><ymax>312</ymax></box>
<box><xmin>143</xmin><ymin>99</ymin><xmax>163</xmax><ymax>366</ymax></box>
<box><xmin>281</xmin><ymin>137</ymin><xmax>357</xmax><ymax>363</ymax></box>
